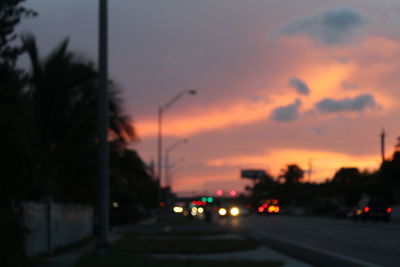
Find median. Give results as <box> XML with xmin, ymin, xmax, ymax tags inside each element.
<box><xmin>75</xmin><ymin>214</ymin><xmax>284</xmax><ymax>267</ymax></box>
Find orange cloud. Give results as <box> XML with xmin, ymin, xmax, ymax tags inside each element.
<box><xmin>135</xmin><ymin>62</ymin><xmax>357</xmax><ymax>138</ymax></box>
<box><xmin>206</xmin><ymin>148</ymin><xmax>380</xmax><ymax>182</ymax></box>
<box><xmin>136</xmin><ymin>101</ymin><xmax>272</xmax><ymax>138</ymax></box>
<box><xmin>135</xmin><ymin>36</ymin><xmax>398</xmax><ymax>140</ymax></box>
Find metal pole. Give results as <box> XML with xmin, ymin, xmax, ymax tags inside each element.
<box><xmin>165</xmin><ymin>154</ymin><xmax>169</xmax><ymax>188</ymax></box>
<box><xmin>97</xmin><ymin>0</ymin><xmax>109</xmax><ymax>253</ymax></box>
<box><xmin>164</xmin><ymin>139</ymin><xmax>188</xmax><ymax>189</ymax></box>
<box><xmin>156</xmin><ymin>90</ymin><xmax>195</xmax><ymax>205</ymax></box>
<box><xmin>157</xmin><ymin>107</ymin><xmax>163</xmax><ymax>205</ymax></box>
<box><xmin>381</xmin><ymin>128</ymin><xmax>386</xmax><ymax>163</ymax></box>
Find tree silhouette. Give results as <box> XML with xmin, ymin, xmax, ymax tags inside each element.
<box><xmin>332</xmin><ymin>168</ymin><xmax>360</xmax><ymax>184</ymax></box>
<box><xmin>0</xmin><ymin>2</ymin><xmax>36</xmax><ymax>204</ymax></box>
<box><xmin>19</xmin><ymin>34</ymin><xmax>136</xmax><ymax>202</ymax></box>
<box><xmin>0</xmin><ymin>0</ymin><xmax>36</xmax><ymax>65</ymax></box>
<box><xmin>279</xmin><ymin>164</ymin><xmax>304</xmax><ymax>184</ymax></box>
<box><xmin>243</xmin><ymin>170</ymin><xmax>275</xmax><ymax>199</ymax></box>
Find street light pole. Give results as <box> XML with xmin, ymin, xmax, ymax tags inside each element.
<box><xmin>165</xmin><ymin>139</ymin><xmax>188</xmax><ymax>188</ymax></box>
<box><xmin>97</xmin><ymin>0</ymin><xmax>109</xmax><ymax>253</ymax></box>
<box><xmin>157</xmin><ymin>106</ymin><xmax>163</xmax><ymax>204</ymax></box>
<box><xmin>156</xmin><ymin>90</ymin><xmax>196</xmax><ymax>204</ymax></box>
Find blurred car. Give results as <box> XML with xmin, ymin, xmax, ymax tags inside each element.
<box><xmin>216</xmin><ymin>206</ymin><xmax>244</xmax><ymax>218</ymax></box>
<box><xmin>257</xmin><ymin>199</ymin><xmax>280</xmax><ymax>215</ymax></box>
<box><xmin>351</xmin><ymin>197</ymin><xmax>392</xmax><ymax>222</ymax></box>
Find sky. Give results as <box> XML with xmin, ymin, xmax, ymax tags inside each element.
<box><xmin>20</xmin><ymin>0</ymin><xmax>400</xmax><ymax>196</ymax></box>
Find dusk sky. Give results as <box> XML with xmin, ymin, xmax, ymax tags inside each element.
<box><xmin>20</xmin><ymin>0</ymin><xmax>400</xmax><ymax>196</ymax></box>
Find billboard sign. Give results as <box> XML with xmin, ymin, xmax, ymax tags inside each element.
<box><xmin>241</xmin><ymin>169</ymin><xmax>266</xmax><ymax>179</ymax></box>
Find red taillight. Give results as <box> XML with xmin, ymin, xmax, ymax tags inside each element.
<box><xmin>364</xmin><ymin>206</ymin><xmax>370</xmax><ymax>213</ymax></box>
<box><xmin>258</xmin><ymin>207</ymin><xmax>264</xmax><ymax>213</ymax></box>
<box><xmin>387</xmin><ymin>207</ymin><xmax>392</xmax><ymax>213</ymax></box>
<box><xmin>268</xmin><ymin>206</ymin><xmax>275</xmax><ymax>213</ymax></box>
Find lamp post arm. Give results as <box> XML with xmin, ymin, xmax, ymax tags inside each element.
<box><xmin>166</xmin><ymin>139</ymin><xmax>188</xmax><ymax>155</ymax></box>
<box><xmin>162</xmin><ymin>91</ymin><xmax>185</xmax><ymax>111</ymax></box>
<box><xmin>162</xmin><ymin>89</ymin><xmax>196</xmax><ymax>111</ymax></box>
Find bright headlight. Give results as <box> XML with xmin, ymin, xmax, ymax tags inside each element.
<box><xmin>218</xmin><ymin>208</ymin><xmax>227</xmax><ymax>216</ymax></box>
<box><xmin>173</xmin><ymin>206</ymin><xmax>184</xmax><ymax>213</ymax></box>
<box><xmin>230</xmin><ymin>207</ymin><xmax>240</xmax><ymax>216</ymax></box>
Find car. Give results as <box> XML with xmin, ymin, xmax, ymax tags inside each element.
<box><xmin>257</xmin><ymin>199</ymin><xmax>280</xmax><ymax>215</ymax></box>
<box><xmin>217</xmin><ymin>206</ymin><xmax>241</xmax><ymax>217</ymax></box>
<box><xmin>351</xmin><ymin>197</ymin><xmax>392</xmax><ymax>222</ymax></box>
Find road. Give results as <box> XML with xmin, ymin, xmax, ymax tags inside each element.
<box><xmin>218</xmin><ymin>215</ymin><xmax>400</xmax><ymax>267</ymax></box>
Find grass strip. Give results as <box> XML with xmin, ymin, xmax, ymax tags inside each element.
<box><xmin>54</xmin><ymin>236</ymin><xmax>95</xmax><ymax>254</ymax></box>
<box><xmin>113</xmin><ymin>236</ymin><xmax>259</xmax><ymax>254</ymax></box>
<box><xmin>130</xmin><ymin>229</ymin><xmax>229</xmax><ymax>237</ymax></box>
<box><xmin>76</xmin><ymin>253</ymin><xmax>283</xmax><ymax>267</ymax></box>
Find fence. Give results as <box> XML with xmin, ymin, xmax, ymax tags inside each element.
<box><xmin>23</xmin><ymin>201</ymin><xmax>94</xmax><ymax>257</ymax></box>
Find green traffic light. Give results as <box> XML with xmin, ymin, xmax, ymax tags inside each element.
<box><xmin>207</xmin><ymin>197</ymin><xmax>214</xmax><ymax>203</ymax></box>
<box><xmin>201</xmin><ymin>197</ymin><xmax>207</xmax><ymax>202</ymax></box>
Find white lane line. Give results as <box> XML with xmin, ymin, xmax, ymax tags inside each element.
<box><xmin>258</xmin><ymin>232</ymin><xmax>382</xmax><ymax>267</ymax></box>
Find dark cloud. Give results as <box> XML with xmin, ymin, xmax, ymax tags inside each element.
<box><xmin>271</xmin><ymin>99</ymin><xmax>301</xmax><ymax>122</ymax></box>
<box><xmin>315</xmin><ymin>94</ymin><xmax>377</xmax><ymax>113</ymax></box>
<box><xmin>289</xmin><ymin>78</ymin><xmax>310</xmax><ymax>96</ymax></box>
<box><xmin>272</xmin><ymin>7</ymin><xmax>372</xmax><ymax>45</ymax></box>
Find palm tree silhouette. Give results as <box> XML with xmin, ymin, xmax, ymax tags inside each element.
<box><xmin>20</xmin><ymin>34</ymin><xmax>136</xmax><ymax>202</ymax></box>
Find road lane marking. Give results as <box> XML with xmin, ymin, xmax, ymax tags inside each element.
<box><xmin>257</xmin><ymin>232</ymin><xmax>382</xmax><ymax>267</ymax></box>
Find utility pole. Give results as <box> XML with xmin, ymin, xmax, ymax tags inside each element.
<box><xmin>381</xmin><ymin>128</ymin><xmax>386</xmax><ymax>163</ymax></box>
<box><xmin>157</xmin><ymin>106</ymin><xmax>163</xmax><ymax>205</ymax></box>
<box><xmin>308</xmin><ymin>158</ymin><xmax>312</xmax><ymax>182</ymax></box>
<box><xmin>97</xmin><ymin>0</ymin><xmax>109</xmax><ymax>254</ymax></box>
<box><xmin>156</xmin><ymin>90</ymin><xmax>196</xmax><ymax>205</ymax></box>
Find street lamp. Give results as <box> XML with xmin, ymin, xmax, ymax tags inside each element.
<box><xmin>165</xmin><ymin>139</ymin><xmax>188</xmax><ymax>188</ymax></box>
<box><xmin>97</xmin><ymin>0</ymin><xmax>109</xmax><ymax>254</ymax></box>
<box><xmin>165</xmin><ymin>158</ymin><xmax>184</xmax><ymax>189</ymax></box>
<box><xmin>157</xmin><ymin>90</ymin><xmax>196</xmax><ymax>203</ymax></box>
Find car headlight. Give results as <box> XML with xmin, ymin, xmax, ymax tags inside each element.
<box><xmin>230</xmin><ymin>207</ymin><xmax>240</xmax><ymax>216</ymax></box>
<box><xmin>218</xmin><ymin>208</ymin><xmax>227</xmax><ymax>216</ymax></box>
<box><xmin>173</xmin><ymin>206</ymin><xmax>184</xmax><ymax>213</ymax></box>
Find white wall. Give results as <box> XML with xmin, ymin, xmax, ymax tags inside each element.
<box><xmin>23</xmin><ymin>201</ymin><xmax>94</xmax><ymax>257</ymax></box>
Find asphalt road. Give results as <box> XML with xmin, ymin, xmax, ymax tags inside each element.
<box><xmin>218</xmin><ymin>215</ymin><xmax>400</xmax><ymax>267</ymax></box>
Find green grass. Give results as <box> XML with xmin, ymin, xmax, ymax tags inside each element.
<box><xmin>131</xmin><ymin>229</ymin><xmax>229</xmax><ymax>237</ymax></box>
<box><xmin>54</xmin><ymin>236</ymin><xmax>95</xmax><ymax>254</ymax></box>
<box><xmin>143</xmin><ymin>215</ymin><xmax>208</xmax><ymax>227</ymax></box>
<box><xmin>133</xmin><ymin>215</ymin><xmax>228</xmax><ymax>237</ymax></box>
<box><xmin>75</xmin><ymin>215</ymin><xmax>284</xmax><ymax>267</ymax></box>
<box><xmin>113</xmin><ymin>236</ymin><xmax>259</xmax><ymax>254</ymax></box>
<box><xmin>30</xmin><ymin>257</ymin><xmax>48</xmax><ymax>267</ymax></box>
<box><xmin>76</xmin><ymin>253</ymin><xmax>283</xmax><ymax>267</ymax></box>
